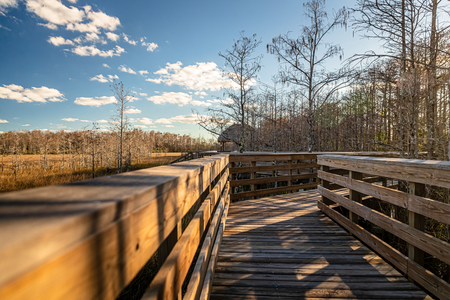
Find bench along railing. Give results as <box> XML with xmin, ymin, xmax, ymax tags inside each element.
<box><xmin>317</xmin><ymin>155</ymin><xmax>450</xmax><ymax>300</ymax></box>
<box><xmin>229</xmin><ymin>153</ymin><xmax>319</xmax><ymax>202</ymax></box>
<box><xmin>0</xmin><ymin>153</ymin><xmax>230</xmax><ymax>300</ymax></box>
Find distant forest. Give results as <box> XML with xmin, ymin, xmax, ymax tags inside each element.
<box><xmin>201</xmin><ymin>0</ymin><xmax>450</xmax><ymax>160</ymax></box>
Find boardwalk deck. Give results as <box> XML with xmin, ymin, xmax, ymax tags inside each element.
<box><xmin>210</xmin><ymin>190</ymin><xmax>431</xmax><ymax>300</ymax></box>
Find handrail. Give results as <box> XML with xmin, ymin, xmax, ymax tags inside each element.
<box><xmin>229</xmin><ymin>153</ymin><xmax>318</xmax><ymax>201</ymax></box>
<box><xmin>0</xmin><ymin>153</ymin><xmax>229</xmax><ymax>300</ymax></box>
<box><xmin>317</xmin><ymin>154</ymin><xmax>450</xmax><ymax>300</ymax></box>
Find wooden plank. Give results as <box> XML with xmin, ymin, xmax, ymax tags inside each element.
<box><xmin>319</xmin><ymin>186</ymin><xmax>450</xmax><ymax>265</ymax></box>
<box><xmin>199</xmin><ymin>225</ymin><xmax>223</xmax><ymax>300</ymax></box>
<box><xmin>349</xmin><ymin>170</ymin><xmax>363</xmax><ymax>223</ymax></box>
<box><xmin>229</xmin><ymin>153</ymin><xmax>317</xmax><ymax>163</ymax></box>
<box><xmin>318</xmin><ymin>200</ymin><xmax>450</xmax><ymax>300</ymax></box>
<box><xmin>231</xmin><ymin>182</ymin><xmax>318</xmax><ymax>201</ymax></box>
<box><xmin>408</xmin><ymin>182</ymin><xmax>425</xmax><ymax>269</ymax></box>
<box><xmin>318</xmin><ymin>170</ymin><xmax>450</xmax><ymax>225</ymax></box>
<box><xmin>183</xmin><ymin>196</ymin><xmax>225</xmax><ymax>300</ymax></box>
<box><xmin>230</xmin><ymin>163</ymin><xmax>318</xmax><ymax>174</ymax></box>
<box><xmin>142</xmin><ymin>199</ymin><xmax>212</xmax><ymax>300</ymax></box>
<box><xmin>230</xmin><ymin>173</ymin><xmax>316</xmax><ymax>187</ymax></box>
<box><xmin>318</xmin><ymin>154</ymin><xmax>450</xmax><ymax>188</ymax></box>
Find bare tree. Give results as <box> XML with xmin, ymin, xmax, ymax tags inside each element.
<box><xmin>268</xmin><ymin>0</ymin><xmax>350</xmax><ymax>152</ymax></box>
<box><xmin>110</xmin><ymin>81</ymin><xmax>131</xmax><ymax>172</ymax></box>
<box><xmin>198</xmin><ymin>31</ymin><xmax>262</xmax><ymax>153</ymax></box>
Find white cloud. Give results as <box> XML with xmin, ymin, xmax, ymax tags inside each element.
<box><xmin>0</xmin><ymin>119</ymin><xmax>8</xmax><ymax>123</ymax></box>
<box><xmin>155</xmin><ymin>114</ymin><xmax>201</xmax><ymax>125</ymax></box>
<box><xmin>38</xmin><ymin>23</ymin><xmax>58</xmax><ymax>30</ymax></box>
<box><xmin>67</xmin><ymin>0</ymin><xmax>76</xmax><ymax>3</ymax></box>
<box><xmin>74</xmin><ymin>96</ymin><xmax>115</xmax><ymax>107</ymax></box>
<box><xmin>123</xmin><ymin>33</ymin><xmax>137</xmax><ymax>45</ymax></box>
<box><xmin>90</xmin><ymin>74</ymin><xmax>109</xmax><ymax>83</ymax></box>
<box><xmin>0</xmin><ymin>0</ymin><xmax>18</xmax><ymax>15</ymax></box>
<box><xmin>105</xmin><ymin>32</ymin><xmax>119</xmax><ymax>42</ymax></box>
<box><xmin>26</xmin><ymin>0</ymin><xmax>85</xmax><ymax>26</ymax></box>
<box><xmin>164</xmin><ymin>125</ymin><xmax>174</xmax><ymax>128</ymax></box>
<box><xmin>134</xmin><ymin>125</ymin><xmax>147</xmax><ymax>128</ymax></box>
<box><xmin>71</xmin><ymin>45</ymin><xmax>124</xmax><ymax>57</ymax></box>
<box><xmin>147</xmin><ymin>92</ymin><xmax>210</xmax><ymax>107</ymax></box>
<box><xmin>22</xmin><ymin>124</ymin><xmax>30</xmax><ymax>126</ymax></box>
<box><xmin>138</xmin><ymin>70</ymin><xmax>149</xmax><ymax>76</ymax></box>
<box><xmin>84</xmin><ymin>32</ymin><xmax>102</xmax><ymax>43</ymax></box>
<box><xmin>96</xmin><ymin>119</ymin><xmax>108</xmax><ymax>123</ymax></box>
<box><xmin>124</xmin><ymin>107</ymin><xmax>141</xmax><ymax>114</ymax></box>
<box><xmin>62</xmin><ymin>117</ymin><xmax>78</xmax><ymax>121</ymax></box>
<box><xmin>145</xmin><ymin>42</ymin><xmax>158</xmax><ymax>52</ymax></box>
<box><xmin>146</xmin><ymin>61</ymin><xmax>234</xmax><ymax>91</ymax></box>
<box><xmin>102</xmin><ymin>63</ymin><xmax>110</xmax><ymax>68</ymax></box>
<box><xmin>80</xmin><ymin>119</ymin><xmax>91</xmax><ymax>122</ymax></box>
<box><xmin>136</xmin><ymin>117</ymin><xmax>153</xmax><ymax>125</ymax></box>
<box><xmin>118</xmin><ymin>65</ymin><xmax>136</xmax><ymax>74</ymax></box>
<box><xmin>48</xmin><ymin>36</ymin><xmax>74</xmax><ymax>46</ymax></box>
<box><xmin>0</xmin><ymin>84</ymin><xmax>65</xmax><ymax>103</ymax></box>
<box><xmin>207</xmin><ymin>98</ymin><xmax>234</xmax><ymax>105</ymax></box>
<box><xmin>108</xmin><ymin>74</ymin><xmax>119</xmax><ymax>80</ymax></box>
<box><xmin>139</xmin><ymin>92</ymin><xmax>147</xmax><ymax>96</ymax></box>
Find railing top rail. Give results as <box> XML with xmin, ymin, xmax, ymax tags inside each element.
<box><xmin>318</xmin><ymin>154</ymin><xmax>450</xmax><ymax>188</ymax></box>
<box><xmin>0</xmin><ymin>153</ymin><xmax>229</xmax><ymax>294</ymax></box>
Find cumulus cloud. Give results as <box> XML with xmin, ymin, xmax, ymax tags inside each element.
<box><xmin>103</xmin><ymin>63</ymin><xmax>110</xmax><ymax>68</ymax></box>
<box><xmin>0</xmin><ymin>119</ymin><xmax>9</xmax><ymax>123</ymax></box>
<box><xmin>80</xmin><ymin>119</ymin><xmax>91</xmax><ymax>122</ymax></box>
<box><xmin>139</xmin><ymin>92</ymin><xmax>147</xmax><ymax>96</ymax></box>
<box><xmin>74</xmin><ymin>96</ymin><xmax>115</xmax><ymax>107</ymax></box>
<box><xmin>146</xmin><ymin>61</ymin><xmax>235</xmax><ymax>91</ymax></box>
<box><xmin>62</xmin><ymin>117</ymin><xmax>78</xmax><ymax>121</ymax></box>
<box><xmin>164</xmin><ymin>125</ymin><xmax>174</xmax><ymax>128</ymax></box>
<box><xmin>136</xmin><ymin>117</ymin><xmax>153</xmax><ymax>125</ymax></box>
<box><xmin>72</xmin><ymin>45</ymin><xmax>124</xmax><ymax>57</ymax></box>
<box><xmin>147</xmin><ymin>92</ymin><xmax>210</xmax><ymax>107</ymax></box>
<box><xmin>0</xmin><ymin>0</ymin><xmax>18</xmax><ymax>15</ymax></box>
<box><xmin>48</xmin><ymin>36</ymin><xmax>74</xmax><ymax>46</ymax></box>
<box><xmin>138</xmin><ymin>70</ymin><xmax>149</xmax><ymax>76</ymax></box>
<box><xmin>0</xmin><ymin>84</ymin><xmax>65</xmax><ymax>103</ymax></box>
<box><xmin>96</xmin><ymin>119</ymin><xmax>108</xmax><ymax>123</ymax></box>
<box><xmin>155</xmin><ymin>114</ymin><xmax>201</xmax><ymax>125</ymax></box>
<box><xmin>118</xmin><ymin>65</ymin><xmax>136</xmax><ymax>74</ymax></box>
<box><xmin>105</xmin><ymin>32</ymin><xmax>119</xmax><ymax>42</ymax></box>
<box><xmin>122</xmin><ymin>33</ymin><xmax>137</xmax><ymax>45</ymax></box>
<box><xmin>108</xmin><ymin>74</ymin><xmax>119</xmax><ymax>80</ymax></box>
<box><xmin>26</xmin><ymin>0</ymin><xmax>85</xmax><ymax>26</ymax></box>
<box><xmin>90</xmin><ymin>74</ymin><xmax>108</xmax><ymax>83</ymax></box>
<box><xmin>38</xmin><ymin>23</ymin><xmax>58</xmax><ymax>30</ymax></box>
<box><xmin>134</xmin><ymin>124</ymin><xmax>147</xmax><ymax>128</ymax></box>
<box><xmin>140</xmin><ymin>37</ymin><xmax>158</xmax><ymax>52</ymax></box>
<box><xmin>124</xmin><ymin>107</ymin><xmax>141</xmax><ymax>114</ymax></box>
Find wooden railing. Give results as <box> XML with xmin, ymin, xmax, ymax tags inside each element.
<box><xmin>317</xmin><ymin>155</ymin><xmax>450</xmax><ymax>300</ymax></box>
<box><xmin>0</xmin><ymin>153</ymin><xmax>229</xmax><ymax>300</ymax></box>
<box><xmin>229</xmin><ymin>153</ymin><xmax>318</xmax><ymax>202</ymax></box>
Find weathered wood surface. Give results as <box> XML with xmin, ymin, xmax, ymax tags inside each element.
<box><xmin>211</xmin><ymin>190</ymin><xmax>431</xmax><ymax>299</ymax></box>
<box><xmin>0</xmin><ymin>154</ymin><xmax>229</xmax><ymax>300</ymax></box>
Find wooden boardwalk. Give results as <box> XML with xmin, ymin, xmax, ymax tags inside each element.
<box><xmin>210</xmin><ymin>190</ymin><xmax>431</xmax><ymax>300</ymax></box>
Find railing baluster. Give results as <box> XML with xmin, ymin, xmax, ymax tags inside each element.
<box><xmin>320</xmin><ymin>165</ymin><xmax>333</xmax><ymax>206</ymax></box>
<box><xmin>349</xmin><ymin>170</ymin><xmax>363</xmax><ymax>223</ymax></box>
<box><xmin>408</xmin><ymin>182</ymin><xmax>425</xmax><ymax>268</ymax></box>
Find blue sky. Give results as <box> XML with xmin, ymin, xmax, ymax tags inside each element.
<box><xmin>0</xmin><ymin>0</ymin><xmax>374</xmax><ymax>136</ymax></box>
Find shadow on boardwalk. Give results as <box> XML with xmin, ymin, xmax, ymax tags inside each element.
<box><xmin>210</xmin><ymin>190</ymin><xmax>430</xmax><ymax>299</ymax></box>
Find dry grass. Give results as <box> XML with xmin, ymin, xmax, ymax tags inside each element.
<box><xmin>0</xmin><ymin>155</ymin><xmax>180</xmax><ymax>194</ymax></box>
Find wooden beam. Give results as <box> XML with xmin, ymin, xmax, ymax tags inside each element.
<box><xmin>231</xmin><ymin>182</ymin><xmax>318</xmax><ymax>201</ymax></box>
<box><xmin>319</xmin><ymin>186</ymin><xmax>450</xmax><ymax>265</ymax></box>
<box><xmin>349</xmin><ymin>171</ymin><xmax>363</xmax><ymax>223</ymax></box>
<box><xmin>408</xmin><ymin>182</ymin><xmax>425</xmax><ymax>269</ymax></box>
<box><xmin>318</xmin><ymin>201</ymin><xmax>450</xmax><ymax>300</ymax></box>
<box><xmin>318</xmin><ymin>155</ymin><xmax>450</xmax><ymax>188</ymax></box>
<box><xmin>229</xmin><ymin>173</ymin><xmax>316</xmax><ymax>187</ymax></box>
<box><xmin>230</xmin><ymin>163</ymin><xmax>317</xmax><ymax>174</ymax></box>
<box><xmin>318</xmin><ymin>170</ymin><xmax>450</xmax><ymax>225</ymax></box>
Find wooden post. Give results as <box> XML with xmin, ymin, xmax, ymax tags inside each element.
<box><xmin>408</xmin><ymin>182</ymin><xmax>425</xmax><ymax>270</ymax></box>
<box><xmin>320</xmin><ymin>165</ymin><xmax>334</xmax><ymax>206</ymax></box>
<box><xmin>250</xmin><ymin>161</ymin><xmax>256</xmax><ymax>199</ymax></box>
<box><xmin>230</xmin><ymin>161</ymin><xmax>236</xmax><ymax>201</ymax></box>
<box><xmin>349</xmin><ymin>171</ymin><xmax>363</xmax><ymax>223</ymax></box>
<box><xmin>288</xmin><ymin>160</ymin><xmax>292</xmax><ymax>190</ymax></box>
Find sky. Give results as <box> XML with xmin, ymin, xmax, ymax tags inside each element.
<box><xmin>0</xmin><ymin>0</ymin><xmax>375</xmax><ymax>137</ymax></box>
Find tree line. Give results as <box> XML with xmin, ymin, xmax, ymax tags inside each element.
<box><xmin>202</xmin><ymin>0</ymin><xmax>450</xmax><ymax>161</ymax></box>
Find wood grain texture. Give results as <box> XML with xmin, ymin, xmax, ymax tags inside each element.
<box><xmin>318</xmin><ymin>170</ymin><xmax>450</xmax><ymax>225</ymax></box>
<box><xmin>0</xmin><ymin>154</ymin><xmax>229</xmax><ymax>300</ymax></box>
<box><xmin>230</xmin><ymin>182</ymin><xmax>318</xmax><ymax>201</ymax></box>
<box><xmin>318</xmin><ymin>154</ymin><xmax>450</xmax><ymax>188</ymax></box>
<box><xmin>319</xmin><ymin>186</ymin><xmax>450</xmax><ymax>265</ymax></box>
<box><xmin>211</xmin><ymin>190</ymin><xmax>430</xmax><ymax>300</ymax></box>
